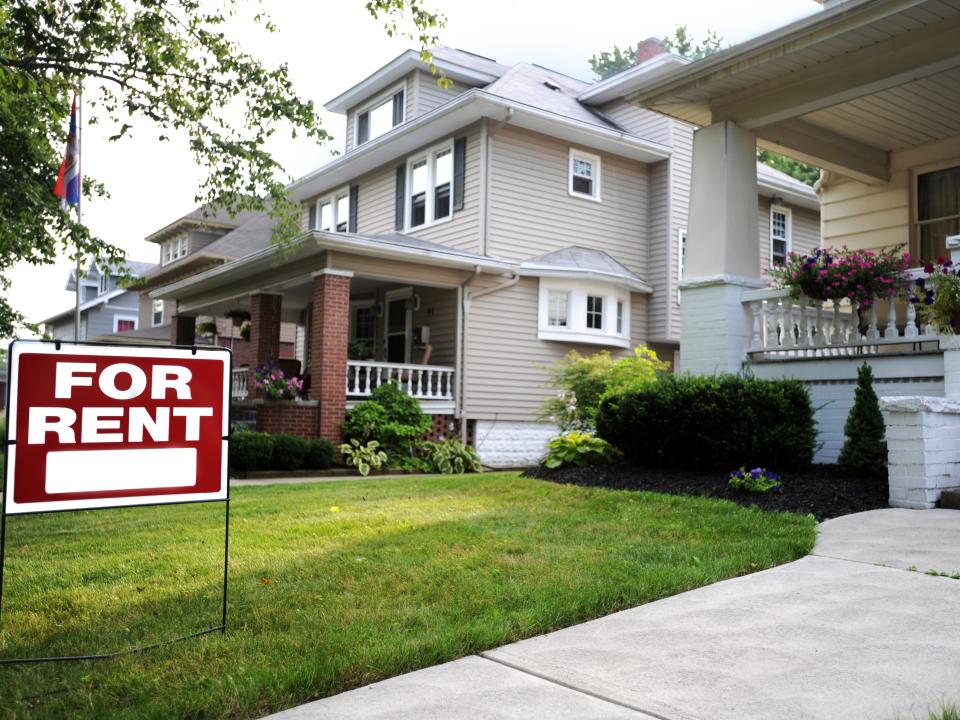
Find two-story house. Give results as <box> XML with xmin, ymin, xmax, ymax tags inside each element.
<box><xmin>148</xmin><ymin>43</ymin><xmax>820</xmax><ymax>466</ymax></box>
<box><xmin>43</xmin><ymin>259</ymin><xmax>156</xmax><ymax>342</ymax></box>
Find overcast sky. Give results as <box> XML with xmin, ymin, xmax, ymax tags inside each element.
<box><xmin>8</xmin><ymin>0</ymin><xmax>821</xmax><ymax>339</ymax></box>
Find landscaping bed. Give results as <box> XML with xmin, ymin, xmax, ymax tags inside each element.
<box><xmin>525</xmin><ymin>463</ymin><xmax>887</xmax><ymax>520</ymax></box>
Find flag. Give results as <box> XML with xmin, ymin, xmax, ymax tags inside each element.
<box><xmin>53</xmin><ymin>96</ymin><xmax>81</xmax><ymax>209</ymax></box>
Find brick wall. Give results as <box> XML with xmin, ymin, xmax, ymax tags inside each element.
<box><xmin>256</xmin><ymin>401</ymin><xmax>319</xmax><ymax>439</ymax></box>
<box><xmin>309</xmin><ymin>272</ymin><xmax>351</xmax><ymax>444</ymax></box>
<box><xmin>219</xmin><ymin>337</ymin><xmax>295</xmax><ymax>368</ymax></box>
<box><xmin>248</xmin><ymin>294</ymin><xmax>282</xmax><ymax>397</ymax></box>
<box><xmin>170</xmin><ymin>314</ymin><xmax>196</xmax><ymax>346</ymax></box>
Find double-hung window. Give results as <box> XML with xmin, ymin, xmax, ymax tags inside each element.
<box><xmin>310</xmin><ymin>187</ymin><xmax>351</xmax><ymax>233</ymax></box>
<box><xmin>162</xmin><ymin>236</ymin><xmax>188</xmax><ymax>266</ymax></box>
<box><xmin>770</xmin><ymin>206</ymin><xmax>791</xmax><ymax>266</ymax></box>
<box><xmin>355</xmin><ymin>86</ymin><xmax>405</xmax><ymax>146</ymax></box>
<box><xmin>99</xmin><ymin>270</ymin><xmax>110</xmax><ymax>295</ymax></box>
<box><xmin>547</xmin><ymin>290</ymin><xmax>569</xmax><ymax>327</ymax></box>
<box><xmin>569</xmin><ymin>149</ymin><xmax>601</xmax><ymax>201</ymax></box>
<box><xmin>406</xmin><ymin>142</ymin><xmax>454</xmax><ymax>230</ymax></box>
<box><xmin>586</xmin><ymin>295</ymin><xmax>604</xmax><ymax>330</ymax></box>
<box><xmin>916</xmin><ymin>165</ymin><xmax>960</xmax><ymax>261</ymax></box>
<box><xmin>152</xmin><ymin>299</ymin><xmax>164</xmax><ymax>327</ymax></box>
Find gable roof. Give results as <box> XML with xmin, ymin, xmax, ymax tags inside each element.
<box><xmin>144</xmin><ymin>205</ymin><xmax>260</xmax><ymax>244</ymax></box>
<box><xmin>756</xmin><ymin>162</ymin><xmax>818</xmax><ymax>209</ymax></box>
<box><xmin>519</xmin><ymin>246</ymin><xmax>652</xmax><ymax>293</ymax></box>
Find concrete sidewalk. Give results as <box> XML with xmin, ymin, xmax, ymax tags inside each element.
<box><xmin>264</xmin><ymin>509</ymin><xmax>960</xmax><ymax>720</ymax></box>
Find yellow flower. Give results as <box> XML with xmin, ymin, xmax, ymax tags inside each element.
<box><xmin>329</xmin><ymin>506</ymin><xmax>340</xmax><ymax>513</ymax></box>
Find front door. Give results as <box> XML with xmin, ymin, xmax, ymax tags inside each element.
<box><xmin>385</xmin><ymin>288</ymin><xmax>412</xmax><ymax>363</ymax></box>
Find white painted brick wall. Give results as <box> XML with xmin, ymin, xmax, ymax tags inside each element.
<box><xmin>475</xmin><ymin>420</ymin><xmax>556</xmax><ymax>469</ymax></box>
<box><xmin>680</xmin><ymin>280</ymin><xmax>756</xmax><ymax>375</ymax></box>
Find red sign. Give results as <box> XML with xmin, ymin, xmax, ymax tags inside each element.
<box><xmin>3</xmin><ymin>342</ymin><xmax>230</xmax><ymax>515</ymax></box>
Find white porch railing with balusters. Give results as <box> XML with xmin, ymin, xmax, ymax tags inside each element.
<box><xmin>231</xmin><ymin>366</ymin><xmax>249</xmax><ymax>399</ymax></box>
<box><xmin>742</xmin><ymin>285</ymin><xmax>939</xmax><ymax>360</ymax></box>
<box><xmin>346</xmin><ymin>360</ymin><xmax>455</xmax><ymax>413</ymax></box>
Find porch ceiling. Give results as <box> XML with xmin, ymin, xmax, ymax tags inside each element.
<box><xmin>626</xmin><ymin>0</ymin><xmax>960</xmax><ymax>183</ymax></box>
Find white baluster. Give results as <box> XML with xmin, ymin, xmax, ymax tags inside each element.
<box><xmin>798</xmin><ymin>298</ymin><xmax>810</xmax><ymax>351</ymax></box>
<box><xmin>775</xmin><ymin>300</ymin><xmax>786</xmax><ymax>348</ymax></box>
<box><xmin>868</xmin><ymin>304</ymin><xmax>880</xmax><ymax>342</ymax></box>
<box><xmin>905</xmin><ymin>301</ymin><xmax>919</xmax><ymax>338</ymax></box>
<box><xmin>831</xmin><ymin>302</ymin><xmax>843</xmax><ymax>346</ymax></box>
<box><xmin>814</xmin><ymin>301</ymin><xmax>826</xmax><ymax>349</ymax></box>
<box><xmin>750</xmin><ymin>301</ymin><xmax>763</xmax><ymax>350</ymax></box>
<box><xmin>884</xmin><ymin>299</ymin><xmax>899</xmax><ymax>339</ymax></box>
<box><xmin>763</xmin><ymin>301</ymin><xmax>777</xmax><ymax>350</ymax></box>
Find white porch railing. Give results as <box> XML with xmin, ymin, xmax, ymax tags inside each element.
<box><xmin>347</xmin><ymin>360</ymin><xmax>455</xmax><ymax>402</ymax></box>
<box><xmin>742</xmin><ymin>286</ymin><xmax>939</xmax><ymax>360</ymax></box>
<box><xmin>232</xmin><ymin>366</ymin><xmax>249</xmax><ymax>400</ymax></box>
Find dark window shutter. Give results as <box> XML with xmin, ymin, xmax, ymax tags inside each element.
<box><xmin>392</xmin><ymin>91</ymin><xmax>404</xmax><ymax>126</ymax></box>
<box><xmin>395</xmin><ymin>164</ymin><xmax>406</xmax><ymax>230</ymax></box>
<box><xmin>308</xmin><ymin>202</ymin><xmax>317</xmax><ymax>230</ymax></box>
<box><xmin>348</xmin><ymin>184</ymin><xmax>359</xmax><ymax>233</ymax></box>
<box><xmin>453</xmin><ymin>137</ymin><xmax>467</xmax><ymax>211</ymax></box>
<box><xmin>357</xmin><ymin>112</ymin><xmax>369</xmax><ymax>145</ymax></box>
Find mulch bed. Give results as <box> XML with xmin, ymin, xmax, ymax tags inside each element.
<box><xmin>523</xmin><ymin>463</ymin><xmax>888</xmax><ymax>521</ymax></box>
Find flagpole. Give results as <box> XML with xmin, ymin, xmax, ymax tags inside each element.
<box><xmin>73</xmin><ymin>92</ymin><xmax>82</xmax><ymax>343</ymax></box>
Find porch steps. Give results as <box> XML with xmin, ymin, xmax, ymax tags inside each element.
<box><xmin>940</xmin><ymin>489</ymin><xmax>960</xmax><ymax>510</ymax></box>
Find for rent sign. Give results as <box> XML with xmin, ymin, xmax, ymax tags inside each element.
<box><xmin>3</xmin><ymin>342</ymin><xmax>230</xmax><ymax>514</ymax></box>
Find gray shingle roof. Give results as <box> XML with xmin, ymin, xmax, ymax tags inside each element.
<box><xmin>201</xmin><ymin>211</ymin><xmax>278</xmax><ymax>259</ymax></box>
<box><xmin>432</xmin><ymin>47</ymin><xmax>510</xmax><ymax>79</ymax></box>
<box><xmin>521</xmin><ymin>246</ymin><xmax>643</xmax><ymax>282</ymax></box>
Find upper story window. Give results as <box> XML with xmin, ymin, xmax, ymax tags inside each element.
<box><xmin>569</xmin><ymin>149</ymin><xmax>601</xmax><ymax>201</ymax></box>
<box><xmin>162</xmin><ymin>236</ymin><xmax>188</xmax><ymax>265</ymax></box>
<box><xmin>917</xmin><ymin>165</ymin><xmax>960</xmax><ymax>261</ymax></box>
<box><xmin>98</xmin><ymin>269</ymin><xmax>110</xmax><ymax>295</ymax></box>
<box><xmin>356</xmin><ymin>86</ymin><xmax>405</xmax><ymax>146</ymax></box>
<box><xmin>406</xmin><ymin>141</ymin><xmax>454</xmax><ymax>230</ymax></box>
<box><xmin>152</xmin><ymin>299</ymin><xmax>164</xmax><ymax>327</ymax></box>
<box><xmin>309</xmin><ymin>186</ymin><xmax>352</xmax><ymax>233</ymax></box>
<box><xmin>770</xmin><ymin>206</ymin><xmax>791</xmax><ymax>266</ymax></box>
<box><xmin>538</xmin><ymin>279</ymin><xmax>630</xmax><ymax>348</ymax></box>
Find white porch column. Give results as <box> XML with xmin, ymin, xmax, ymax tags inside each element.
<box><xmin>680</xmin><ymin>120</ymin><xmax>764</xmax><ymax>375</ymax></box>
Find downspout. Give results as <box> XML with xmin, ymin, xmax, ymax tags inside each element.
<box><xmin>459</xmin><ymin>271</ymin><xmax>519</xmax><ymax>444</ymax></box>
<box><xmin>457</xmin><ymin>266</ymin><xmax>482</xmax><ymax>443</ymax></box>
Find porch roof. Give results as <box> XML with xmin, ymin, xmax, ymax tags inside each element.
<box><xmin>615</xmin><ymin>0</ymin><xmax>960</xmax><ymax>184</ymax></box>
<box><xmin>519</xmin><ymin>246</ymin><xmax>653</xmax><ymax>293</ymax></box>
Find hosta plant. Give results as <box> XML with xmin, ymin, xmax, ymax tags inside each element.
<box><xmin>340</xmin><ymin>439</ymin><xmax>387</xmax><ymax>476</ymax></box>
<box><xmin>421</xmin><ymin>440</ymin><xmax>483</xmax><ymax>474</ymax></box>
<box><xmin>543</xmin><ymin>432</ymin><xmax>618</xmax><ymax>469</ymax></box>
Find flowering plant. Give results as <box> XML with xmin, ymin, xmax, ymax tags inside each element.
<box><xmin>728</xmin><ymin>467</ymin><xmax>783</xmax><ymax>494</ymax></box>
<box><xmin>253</xmin><ymin>363</ymin><xmax>303</xmax><ymax>401</ymax></box>
<box><xmin>768</xmin><ymin>246</ymin><xmax>911</xmax><ymax>307</ymax></box>
<box><xmin>909</xmin><ymin>257</ymin><xmax>960</xmax><ymax>334</ymax></box>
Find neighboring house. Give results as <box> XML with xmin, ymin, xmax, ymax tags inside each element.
<box><xmin>148</xmin><ymin>44</ymin><xmax>820</xmax><ymax>466</ymax></box>
<box><xmin>609</xmin><ymin>0</ymin><xmax>960</xmax><ymax>472</ymax></box>
<box><xmin>42</xmin><ymin>259</ymin><xmax>156</xmax><ymax>342</ymax></box>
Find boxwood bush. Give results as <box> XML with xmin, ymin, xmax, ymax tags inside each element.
<box><xmin>596</xmin><ymin>375</ymin><xmax>816</xmax><ymax>471</ymax></box>
<box><xmin>230</xmin><ymin>431</ymin><xmax>274</xmax><ymax>472</ymax></box>
<box><xmin>305</xmin><ymin>438</ymin><xmax>335</xmax><ymax>470</ymax></box>
<box><xmin>272</xmin><ymin>434</ymin><xmax>310</xmax><ymax>471</ymax></box>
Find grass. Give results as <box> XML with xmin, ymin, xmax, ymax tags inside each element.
<box><xmin>0</xmin><ymin>472</ymin><xmax>815</xmax><ymax>719</ymax></box>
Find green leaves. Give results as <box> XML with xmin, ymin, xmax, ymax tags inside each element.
<box><xmin>542</xmin><ymin>432</ymin><xmax>617</xmax><ymax>469</ymax></box>
<box><xmin>340</xmin><ymin>438</ymin><xmax>388</xmax><ymax>477</ymax></box>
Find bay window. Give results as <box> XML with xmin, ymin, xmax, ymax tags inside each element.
<box><xmin>586</xmin><ymin>295</ymin><xmax>603</xmax><ymax>329</ymax></box>
<box><xmin>538</xmin><ymin>279</ymin><xmax>630</xmax><ymax>348</ymax></box>
<box><xmin>547</xmin><ymin>290</ymin><xmax>569</xmax><ymax>327</ymax></box>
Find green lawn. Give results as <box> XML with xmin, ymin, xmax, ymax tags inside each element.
<box><xmin>0</xmin><ymin>472</ymin><xmax>815</xmax><ymax>719</ymax></box>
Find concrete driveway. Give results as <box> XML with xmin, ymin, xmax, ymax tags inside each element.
<box><xmin>264</xmin><ymin>509</ymin><xmax>960</xmax><ymax>720</ymax></box>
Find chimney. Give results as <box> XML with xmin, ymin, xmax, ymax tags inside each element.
<box><xmin>635</xmin><ymin>37</ymin><xmax>667</xmax><ymax>65</ymax></box>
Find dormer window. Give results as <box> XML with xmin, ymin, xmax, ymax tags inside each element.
<box><xmin>356</xmin><ymin>86</ymin><xmax>405</xmax><ymax>146</ymax></box>
<box><xmin>98</xmin><ymin>269</ymin><xmax>110</xmax><ymax>295</ymax></box>
<box><xmin>162</xmin><ymin>236</ymin><xmax>188</xmax><ymax>265</ymax></box>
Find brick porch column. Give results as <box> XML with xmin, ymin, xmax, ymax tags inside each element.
<box><xmin>248</xmin><ymin>293</ymin><xmax>282</xmax><ymax>398</ymax></box>
<box><xmin>170</xmin><ymin>314</ymin><xmax>196</xmax><ymax>346</ymax></box>
<box><xmin>309</xmin><ymin>269</ymin><xmax>352</xmax><ymax>443</ymax></box>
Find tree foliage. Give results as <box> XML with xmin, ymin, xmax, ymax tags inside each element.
<box><xmin>0</xmin><ymin>0</ymin><xmax>444</xmax><ymax>339</ymax></box>
<box><xmin>662</xmin><ymin>25</ymin><xmax>723</xmax><ymax>61</ymax></box>
<box><xmin>757</xmin><ymin>149</ymin><xmax>820</xmax><ymax>187</ymax></box>
<box><xmin>587</xmin><ymin>44</ymin><xmax>637</xmax><ymax>81</ymax></box>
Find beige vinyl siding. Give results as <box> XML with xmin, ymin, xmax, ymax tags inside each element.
<box><xmin>758</xmin><ymin>198</ymin><xmax>820</xmax><ymax>274</ymax></box>
<box><xmin>412</xmin><ymin>70</ymin><xmax>469</xmax><ymax>116</ymax></box>
<box><xmin>600</xmin><ymin>100</ymin><xmax>672</xmax><ymax>146</ymax></box>
<box><xmin>819</xmin><ymin>135</ymin><xmax>960</xmax><ymax>255</ymax></box>
<box><xmin>645</xmin><ymin>159</ymin><xmax>672</xmax><ymax>342</ymax></box>
<box><xmin>343</xmin><ymin>76</ymin><xmax>413</xmax><ymax>152</ymax></box>
<box><xmin>327</xmin><ymin>251</ymin><xmax>471</xmax><ymax>288</ymax></box>
<box><xmin>487</xmin><ymin>125</ymin><xmax>649</xmax><ymax>278</ymax></box>
<box><xmin>345</xmin><ymin>109</ymin><xmax>355</xmax><ymax>152</ymax></box>
<box><xmin>667</xmin><ymin>122</ymin><xmax>694</xmax><ymax>342</ymax></box>
<box><xmin>413</xmin><ymin>286</ymin><xmax>457</xmax><ymax>366</ymax></box>
<box><xmin>464</xmin><ymin>276</ymin><xmax>644</xmax><ymax>422</ymax></box>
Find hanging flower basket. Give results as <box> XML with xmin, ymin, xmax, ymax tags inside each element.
<box><xmin>225</xmin><ymin>308</ymin><xmax>251</xmax><ymax>327</ymax></box>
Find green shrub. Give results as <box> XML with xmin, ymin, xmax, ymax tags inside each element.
<box><xmin>543</xmin><ymin>432</ymin><xmax>617</xmax><ymax>469</ymax></box>
<box><xmin>542</xmin><ymin>346</ymin><xmax>669</xmax><ymax>431</ymax></box>
<box><xmin>838</xmin><ymin>363</ymin><xmax>887</xmax><ymax>478</ymax></box>
<box><xmin>597</xmin><ymin>374</ymin><xmax>816</xmax><ymax>471</ymax></box>
<box><xmin>728</xmin><ymin>467</ymin><xmax>783</xmax><ymax>494</ymax></box>
<box><xmin>342</xmin><ymin>381</ymin><xmax>431</xmax><ymax>468</ymax></box>
<box><xmin>271</xmin><ymin>433</ymin><xmax>310</xmax><ymax>471</ymax></box>
<box><xmin>230</xmin><ymin>431</ymin><xmax>274</xmax><ymax>472</ymax></box>
<box><xmin>340</xmin><ymin>439</ymin><xmax>387</xmax><ymax>476</ymax></box>
<box><xmin>304</xmin><ymin>438</ymin><xmax>335</xmax><ymax>470</ymax></box>
<box><xmin>421</xmin><ymin>440</ymin><xmax>483</xmax><ymax>474</ymax></box>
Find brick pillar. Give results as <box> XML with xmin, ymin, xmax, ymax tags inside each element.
<box><xmin>171</xmin><ymin>314</ymin><xmax>196</xmax><ymax>346</ymax></box>
<box><xmin>248</xmin><ymin>293</ymin><xmax>282</xmax><ymax>397</ymax></box>
<box><xmin>309</xmin><ymin>270</ymin><xmax>352</xmax><ymax>443</ymax></box>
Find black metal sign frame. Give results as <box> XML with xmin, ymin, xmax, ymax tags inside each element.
<box><xmin>0</xmin><ymin>339</ymin><xmax>232</xmax><ymax>664</ymax></box>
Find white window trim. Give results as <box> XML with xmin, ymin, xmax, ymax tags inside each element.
<box><xmin>568</xmin><ymin>148</ymin><xmax>602</xmax><ymax>202</ymax></box>
<box><xmin>770</xmin><ymin>205</ymin><xmax>792</xmax><ymax>267</ymax></box>
<box><xmin>310</xmin><ymin>185</ymin><xmax>351</xmax><ymax>233</ymax></box>
<box><xmin>537</xmin><ymin>278</ymin><xmax>630</xmax><ymax>348</ymax></box>
<box><xmin>546</xmin><ymin>289</ymin><xmax>570</xmax><ymax>328</ymax></box>
<box><xmin>151</xmin><ymin>299</ymin><xmax>165</xmax><ymax>328</ymax></box>
<box><xmin>161</xmin><ymin>235</ymin><xmax>189</xmax><ymax>266</ymax></box>
<box><xmin>405</xmin><ymin>139</ymin><xmax>454</xmax><ymax>232</ymax></box>
<box><xmin>113</xmin><ymin>314</ymin><xmax>139</xmax><ymax>333</ymax></box>
<box><xmin>677</xmin><ymin>228</ymin><xmax>687</xmax><ymax>305</ymax></box>
<box><xmin>353</xmin><ymin>82</ymin><xmax>405</xmax><ymax>147</ymax></box>
<box><xmin>99</xmin><ymin>268</ymin><xmax>110</xmax><ymax>295</ymax></box>
<box><xmin>384</xmin><ymin>287</ymin><xmax>413</xmax><ymax>363</ymax></box>
<box><xmin>349</xmin><ymin>299</ymin><xmax>376</xmax><ymax>343</ymax></box>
